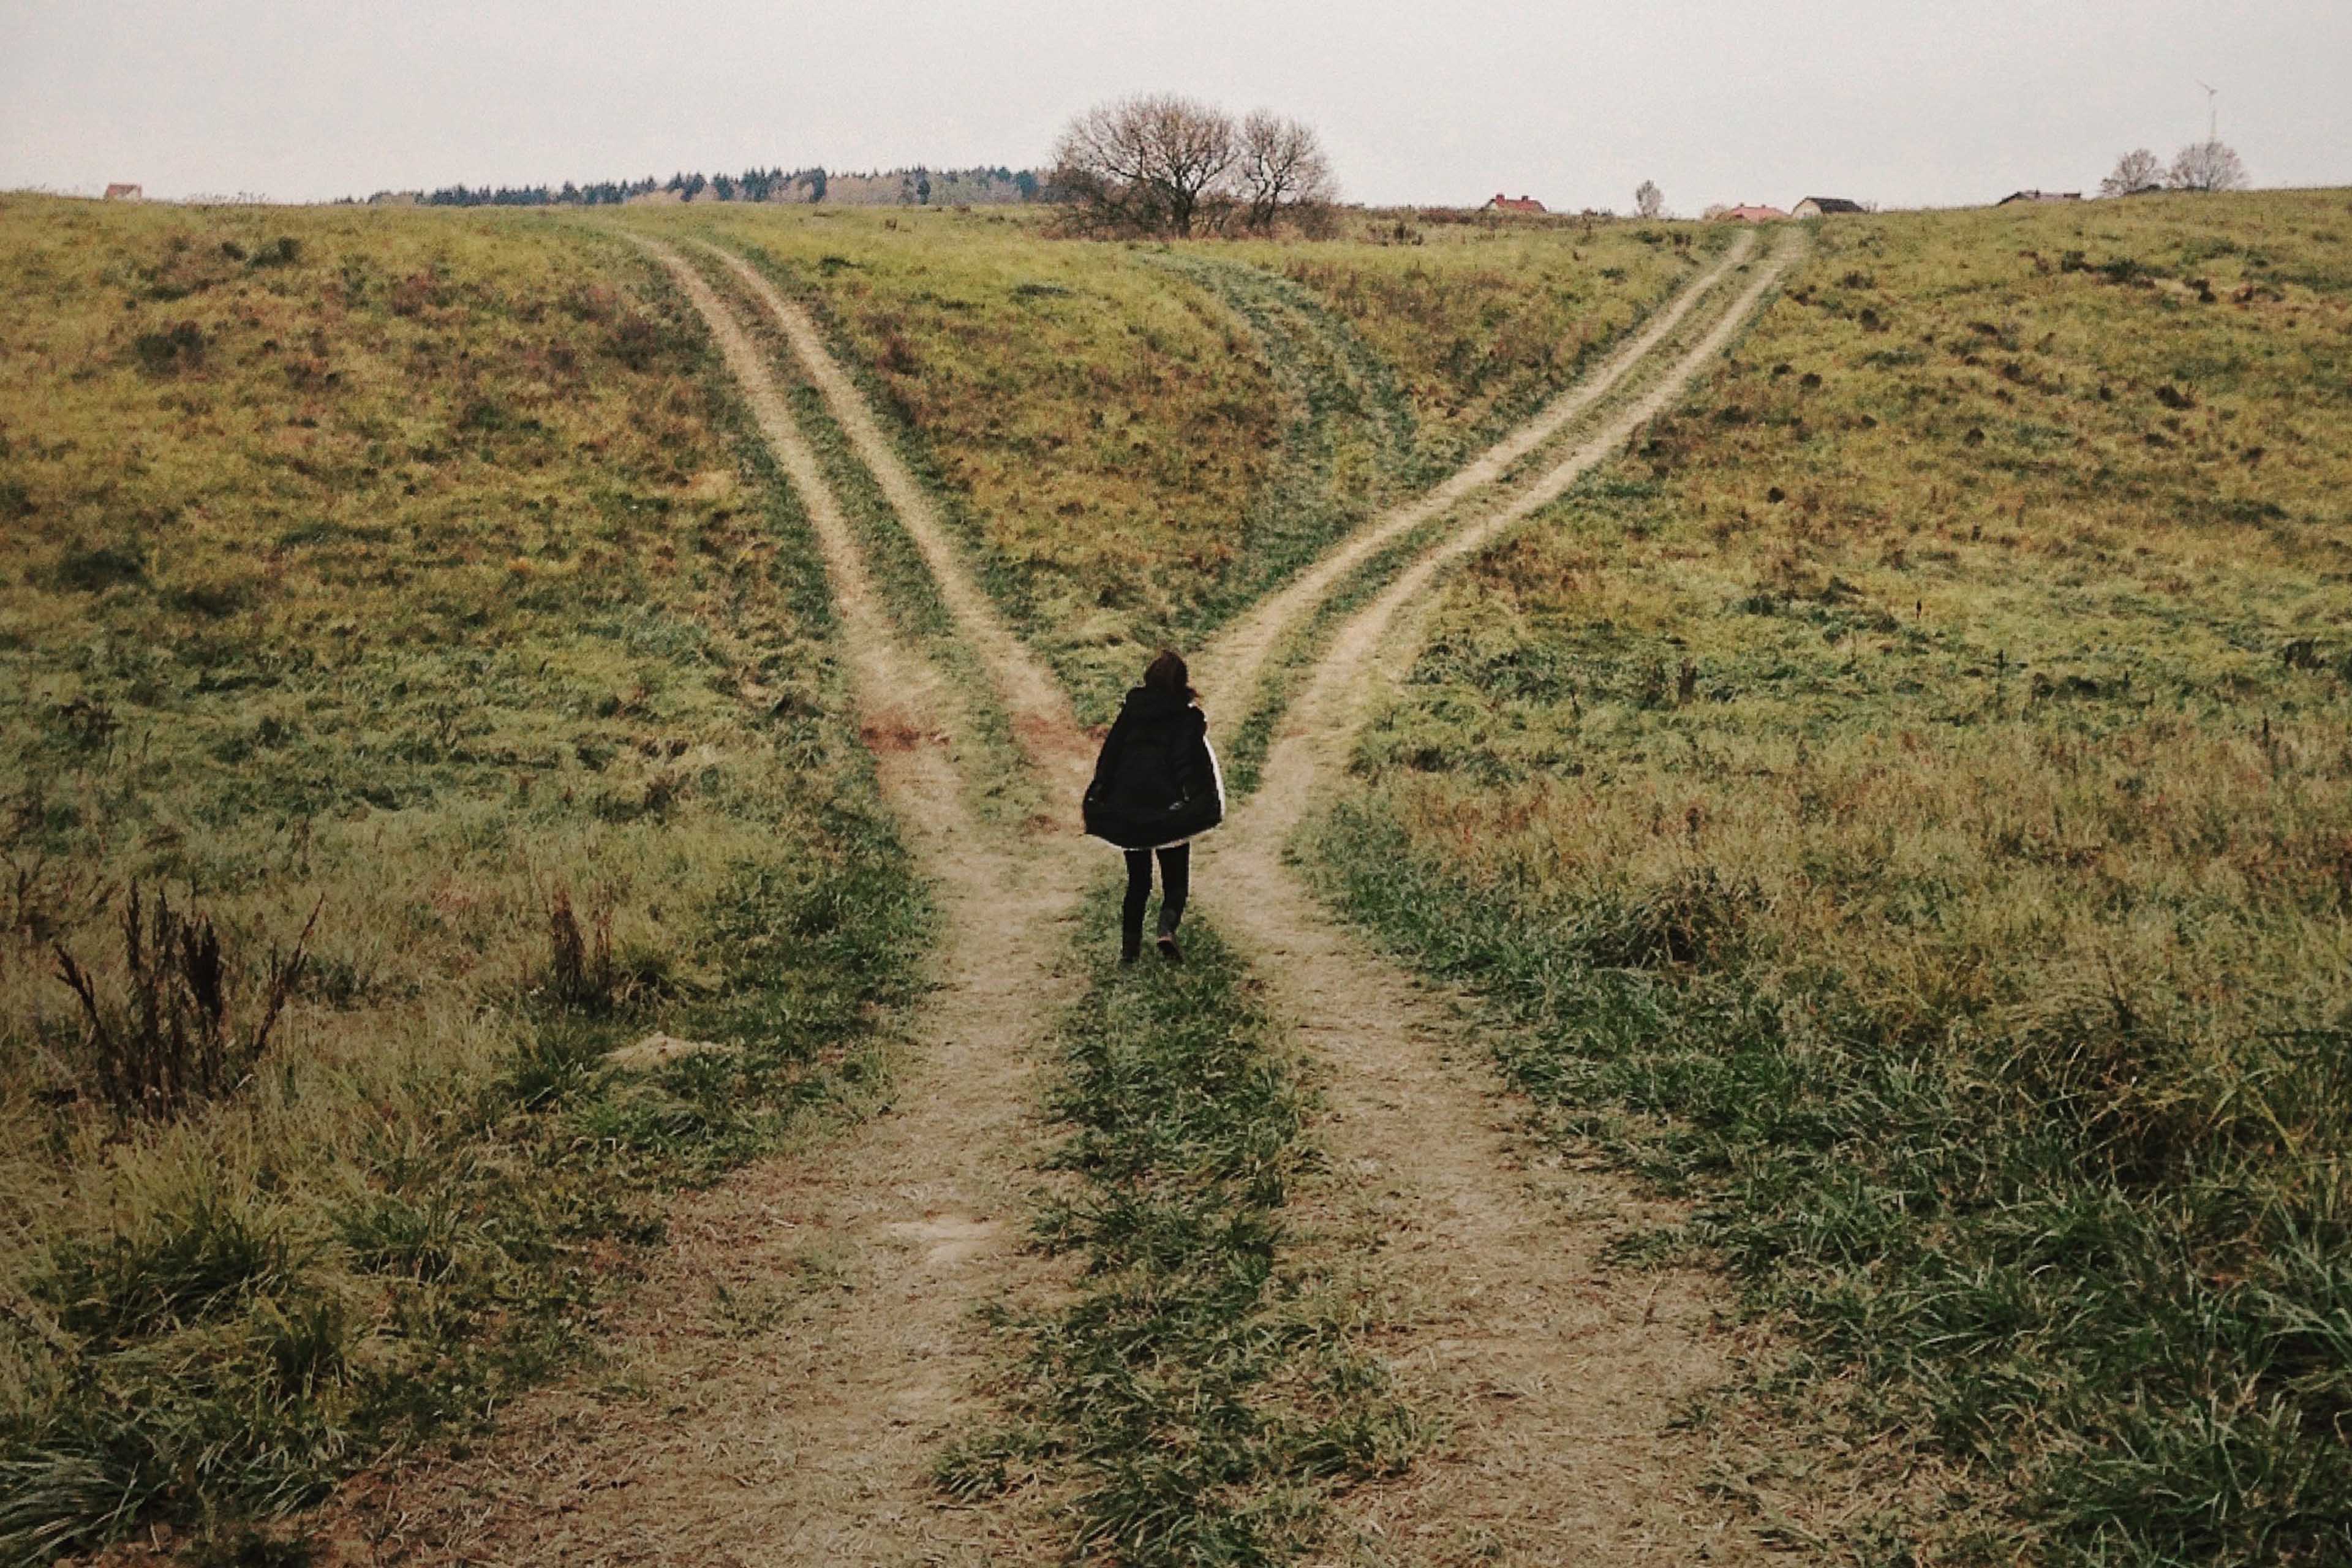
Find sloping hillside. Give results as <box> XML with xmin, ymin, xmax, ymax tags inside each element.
<box><xmin>664</xmin><ymin>204</ymin><xmax>1705</xmax><ymax>714</ymax></box>
<box><xmin>0</xmin><ymin>195</ymin><xmax>925</xmax><ymax>1559</ymax></box>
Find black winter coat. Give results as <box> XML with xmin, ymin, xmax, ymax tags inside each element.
<box><xmin>1083</xmin><ymin>687</ymin><xmax>1225</xmax><ymax>850</ymax></box>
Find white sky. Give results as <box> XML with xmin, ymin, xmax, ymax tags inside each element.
<box><xmin>3</xmin><ymin>0</ymin><xmax>2345</xmax><ymax>209</ymax></box>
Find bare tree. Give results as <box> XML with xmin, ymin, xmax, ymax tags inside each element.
<box><xmin>1634</xmin><ymin>179</ymin><xmax>1665</xmax><ymax>219</ymax></box>
<box><xmin>1235</xmin><ymin>111</ymin><xmax>1337</xmax><ymax>234</ymax></box>
<box><xmin>2099</xmin><ymin>148</ymin><xmax>2165</xmax><ymax>197</ymax></box>
<box><xmin>2167</xmin><ymin>139</ymin><xmax>2248</xmax><ymax>192</ymax></box>
<box><xmin>1051</xmin><ymin>94</ymin><xmax>1238</xmax><ymax>237</ymax></box>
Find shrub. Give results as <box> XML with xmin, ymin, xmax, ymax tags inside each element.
<box><xmin>51</xmin><ymin>884</ymin><xmax>320</xmax><ymax>1120</ymax></box>
<box><xmin>543</xmin><ymin>886</ymin><xmax>617</xmax><ymax>1012</ymax></box>
<box><xmin>48</xmin><ymin>541</ymin><xmax>145</xmax><ymax>592</ymax></box>
<box><xmin>132</xmin><ymin>321</ymin><xmax>205</xmax><ymax>375</ymax></box>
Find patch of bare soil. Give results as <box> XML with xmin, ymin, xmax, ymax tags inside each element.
<box><xmin>1199</xmin><ymin>235</ymin><xmax>1804</xmax><ymax>1565</ymax></box>
<box><xmin>310</xmin><ymin>236</ymin><xmax>1088</xmax><ymax>1567</ymax></box>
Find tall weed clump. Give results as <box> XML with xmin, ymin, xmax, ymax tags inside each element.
<box><xmin>0</xmin><ymin>195</ymin><xmax>927</xmax><ymax>1559</ymax></box>
<box><xmin>1315</xmin><ymin>188</ymin><xmax>2352</xmax><ymax>1564</ymax></box>
<box><xmin>51</xmin><ymin>884</ymin><xmax>318</xmax><ymax>1120</ymax></box>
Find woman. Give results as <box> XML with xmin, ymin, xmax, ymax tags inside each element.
<box><xmin>1082</xmin><ymin>649</ymin><xmax>1224</xmax><ymax>963</ymax></box>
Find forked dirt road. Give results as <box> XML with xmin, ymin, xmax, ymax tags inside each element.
<box><xmin>323</xmin><ymin>226</ymin><xmax>1797</xmax><ymax>1565</ymax></box>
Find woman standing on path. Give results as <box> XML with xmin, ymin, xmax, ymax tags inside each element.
<box><xmin>1082</xmin><ymin>650</ymin><xmax>1225</xmax><ymax>963</ymax></box>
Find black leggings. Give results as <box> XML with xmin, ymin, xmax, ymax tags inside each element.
<box><xmin>1122</xmin><ymin>845</ymin><xmax>1190</xmax><ymax>950</ymax></box>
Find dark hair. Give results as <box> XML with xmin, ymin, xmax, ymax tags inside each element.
<box><xmin>1143</xmin><ymin>649</ymin><xmax>1194</xmax><ymax>701</ymax></box>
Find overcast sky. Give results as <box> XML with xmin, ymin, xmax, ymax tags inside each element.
<box><xmin>4</xmin><ymin>1</ymin><xmax>2345</xmax><ymax>210</ymax></box>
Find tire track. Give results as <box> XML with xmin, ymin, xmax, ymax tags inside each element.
<box><xmin>690</xmin><ymin>241</ymin><xmax>1094</xmax><ymax>786</ymax></box>
<box><xmin>322</xmin><ymin>235</ymin><xmax>1078</xmax><ymax>1567</ymax></box>
<box><xmin>1193</xmin><ymin>230</ymin><xmax>1803</xmax><ymax>1564</ymax></box>
<box><xmin>1153</xmin><ymin>252</ymin><xmax>1421</xmax><ymax>630</ymax></box>
<box><xmin>1197</xmin><ymin>227</ymin><xmax>1759</xmax><ymax>733</ymax></box>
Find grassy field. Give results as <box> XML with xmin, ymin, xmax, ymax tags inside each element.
<box><xmin>0</xmin><ymin>189</ymin><xmax>1686</xmax><ymax>1561</ymax></box>
<box><xmin>647</xmin><ymin>204</ymin><xmax>1706</xmax><ymax>717</ymax></box>
<box><xmin>0</xmin><ymin>195</ymin><xmax>926</xmax><ymax>1561</ymax></box>
<box><xmin>14</xmin><ymin>176</ymin><xmax>2343</xmax><ymax>1565</ymax></box>
<box><xmin>1313</xmin><ymin>187</ymin><xmax>2352</xmax><ymax>1563</ymax></box>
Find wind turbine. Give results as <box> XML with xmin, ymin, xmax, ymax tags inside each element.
<box><xmin>2196</xmin><ymin>80</ymin><xmax>2218</xmax><ymax>143</ymax></box>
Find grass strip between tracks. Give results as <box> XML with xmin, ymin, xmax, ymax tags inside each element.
<box><xmin>938</xmin><ymin>891</ymin><xmax>1418</xmax><ymax>1563</ymax></box>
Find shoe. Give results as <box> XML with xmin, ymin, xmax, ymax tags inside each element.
<box><xmin>1120</xmin><ymin>941</ymin><xmax>1140</xmax><ymax>965</ymax></box>
<box><xmin>1156</xmin><ymin>934</ymin><xmax>1182</xmax><ymax>964</ymax></box>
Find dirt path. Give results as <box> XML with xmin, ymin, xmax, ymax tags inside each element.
<box><xmin>1194</xmin><ymin>231</ymin><xmax>1802</xmax><ymax>1564</ymax></box>
<box><xmin>322</xmin><ymin>236</ymin><xmax>1086</xmax><ymax>1567</ymax></box>
<box><xmin>692</xmin><ymin>242</ymin><xmax>1091</xmax><ymax>788</ymax></box>
<box><xmin>1197</xmin><ymin>228</ymin><xmax>1758</xmax><ymax>725</ymax></box>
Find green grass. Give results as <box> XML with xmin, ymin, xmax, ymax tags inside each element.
<box><xmin>1310</xmin><ymin>188</ymin><xmax>2352</xmax><ymax>1565</ymax></box>
<box><xmin>939</xmin><ymin>895</ymin><xmax>1418</xmax><ymax>1562</ymax></box>
<box><xmin>0</xmin><ymin>195</ymin><xmax>928</xmax><ymax>1561</ymax></box>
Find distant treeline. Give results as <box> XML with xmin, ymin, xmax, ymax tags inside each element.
<box><xmin>373</xmin><ymin>165</ymin><xmax>1046</xmax><ymax>209</ymax></box>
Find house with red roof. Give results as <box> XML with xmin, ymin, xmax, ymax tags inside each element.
<box><xmin>1483</xmin><ymin>192</ymin><xmax>1547</xmax><ymax>214</ymax></box>
<box><xmin>1716</xmin><ymin>203</ymin><xmax>1787</xmax><ymax>222</ymax></box>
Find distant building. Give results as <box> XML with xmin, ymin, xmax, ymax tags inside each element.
<box><xmin>1717</xmin><ymin>203</ymin><xmax>1788</xmax><ymax>222</ymax></box>
<box><xmin>1996</xmin><ymin>189</ymin><xmax>2082</xmax><ymax>206</ymax></box>
<box><xmin>103</xmin><ymin>183</ymin><xmax>142</xmax><ymax>201</ymax></box>
<box><xmin>1791</xmin><ymin>196</ymin><xmax>1863</xmax><ymax>217</ymax></box>
<box><xmin>1483</xmin><ymin>192</ymin><xmax>1547</xmax><ymax>213</ymax></box>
